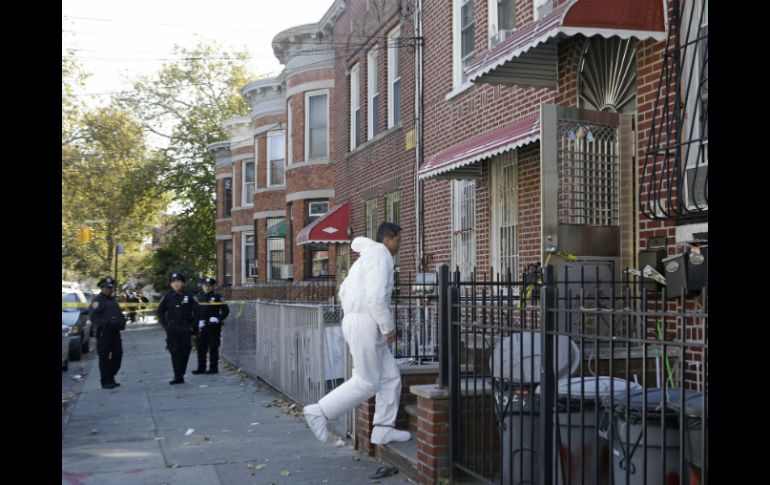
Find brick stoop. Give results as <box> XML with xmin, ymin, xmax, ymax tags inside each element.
<box><xmin>376</xmin><ymin>439</ymin><xmax>420</xmax><ymax>484</ymax></box>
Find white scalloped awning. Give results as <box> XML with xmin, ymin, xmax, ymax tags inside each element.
<box><xmin>466</xmin><ymin>0</ymin><xmax>667</xmax><ymax>87</ymax></box>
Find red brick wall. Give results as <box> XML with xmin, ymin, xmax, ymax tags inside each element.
<box><xmin>333</xmin><ymin>0</ymin><xmax>417</xmax><ymax>272</ymax></box>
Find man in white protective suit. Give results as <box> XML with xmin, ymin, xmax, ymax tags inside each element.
<box><xmin>303</xmin><ymin>222</ymin><xmax>410</xmax><ymax>445</ymax></box>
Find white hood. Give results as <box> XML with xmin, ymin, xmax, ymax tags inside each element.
<box><xmin>351</xmin><ymin>236</ymin><xmax>379</xmax><ymax>254</ymax></box>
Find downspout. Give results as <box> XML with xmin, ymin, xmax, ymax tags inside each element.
<box><xmin>413</xmin><ymin>0</ymin><xmax>425</xmax><ymax>273</ymax></box>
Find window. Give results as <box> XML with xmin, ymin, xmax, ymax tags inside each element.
<box><xmin>337</xmin><ymin>243</ymin><xmax>351</xmax><ymax>283</ymax></box>
<box><xmin>454</xmin><ymin>0</ymin><xmax>475</xmax><ymax>88</ymax></box>
<box><xmin>306</xmin><ymin>91</ymin><xmax>329</xmax><ymax>160</ymax></box>
<box><xmin>387</xmin><ymin>25</ymin><xmax>401</xmax><ymax>128</ymax></box>
<box><xmin>682</xmin><ymin>0</ymin><xmax>708</xmax><ymax>211</ymax></box>
<box><xmin>223</xmin><ymin>177</ymin><xmax>233</xmax><ymax>217</ymax></box>
<box><xmin>533</xmin><ymin>0</ymin><xmax>554</xmax><ymax>20</ymax></box>
<box><xmin>311</xmin><ymin>247</ymin><xmax>330</xmax><ymax>277</ymax></box>
<box><xmin>452</xmin><ymin>180</ymin><xmax>476</xmax><ymax>279</ymax></box>
<box><xmin>364</xmin><ymin>198</ymin><xmax>378</xmax><ymax>240</ymax></box>
<box><xmin>309</xmin><ymin>201</ymin><xmax>329</xmax><ymax>217</ymax></box>
<box><xmin>350</xmin><ymin>63</ymin><xmax>361</xmax><ymax>150</ymax></box>
<box><xmin>242</xmin><ymin>160</ymin><xmax>255</xmax><ymax>206</ymax></box>
<box><xmin>266</xmin><ymin>218</ymin><xmax>285</xmax><ymax>281</ymax></box>
<box><xmin>384</xmin><ymin>191</ymin><xmax>400</xmax><ymax>225</ymax></box>
<box><xmin>242</xmin><ymin>232</ymin><xmax>256</xmax><ymax>284</ymax></box>
<box><xmin>223</xmin><ymin>240</ymin><xmax>233</xmax><ymax>285</ymax></box>
<box><xmin>62</xmin><ymin>292</ymin><xmax>80</xmax><ymax>313</ymax></box>
<box><xmin>367</xmin><ymin>48</ymin><xmax>380</xmax><ymax>140</ymax></box>
<box><xmin>489</xmin><ymin>0</ymin><xmax>515</xmax><ymax>47</ymax></box>
<box><xmin>384</xmin><ymin>191</ymin><xmax>401</xmax><ymax>267</ymax></box>
<box><xmin>287</xmin><ymin>99</ymin><xmax>293</xmax><ymax>164</ymax></box>
<box><xmin>268</xmin><ymin>131</ymin><xmax>285</xmax><ymax>186</ymax></box>
<box><xmin>491</xmin><ymin>152</ymin><xmax>518</xmax><ymax>277</ymax></box>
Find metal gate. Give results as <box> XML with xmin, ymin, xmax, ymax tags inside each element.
<box><xmin>444</xmin><ymin>264</ymin><xmax>708</xmax><ymax>485</ymax></box>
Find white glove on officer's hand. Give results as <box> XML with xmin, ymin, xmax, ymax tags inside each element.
<box><xmin>209</xmin><ymin>317</ymin><xmax>219</xmax><ymax>324</ymax></box>
<box><xmin>199</xmin><ymin>320</ymin><xmax>206</xmax><ymax>329</ymax></box>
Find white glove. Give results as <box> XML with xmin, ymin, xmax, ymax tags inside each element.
<box><xmin>199</xmin><ymin>320</ymin><xmax>205</xmax><ymax>329</ymax></box>
<box><xmin>209</xmin><ymin>317</ymin><xmax>219</xmax><ymax>324</ymax></box>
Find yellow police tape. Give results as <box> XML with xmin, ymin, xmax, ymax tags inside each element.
<box><xmin>62</xmin><ymin>301</ymin><xmax>240</xmax><ymax>309</ymax></box>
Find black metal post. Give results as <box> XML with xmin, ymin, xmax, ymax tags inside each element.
<box><xmin>541</xmin><ymin>264</ymin><xmax>555</xmax><ymax>485</ymax></box>
<box><xmin>438</xmin><ymin>264</ymin><xmax>449</xmax><ymax>388</ymax></box>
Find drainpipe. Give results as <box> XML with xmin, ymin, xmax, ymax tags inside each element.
<box><xmin>413</xmin><ymin>0</ymin><xmax>425</xmax><ymax>273</ymax></box>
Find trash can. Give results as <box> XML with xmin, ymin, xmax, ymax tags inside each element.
<box><xmin>602</xmin><ymin>388</ymin><xmax>696</xmax><ymax>485</ymax></box>
<box><xmin>536</xmin><ymin>377</ymin><xmax>642</xmax><ymax>485</ymax></box>
<box><xmin>491</xmin><ymin>333</ymin><xmax>580</xmax><ymax>485</ymax></box>
<box><xmin>669</xmin><ymin>391</ymin><xmax>705</xmax><ymax>485</ymax></box>
<box><xmin>493</xmin><ymin>379</ymin><xmax>541</xmax><ymax>485</ymax></box>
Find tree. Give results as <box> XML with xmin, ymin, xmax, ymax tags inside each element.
<box><xmin>119</xmin><ymin>41</ymin><xmax>254</xmax><ymax>282</ymax></box>
<box><xmin>62</xmin><ymin>102</ymin><xmax>170</xmax><ymax>282</ymax></box>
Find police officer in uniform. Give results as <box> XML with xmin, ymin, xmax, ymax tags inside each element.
<box><xmin>192</xmin><ymin>277</ymin><xmax>230</xmax><ymax>375</ymax></box>
<box><xmin>88</xmin><ymin>277</ymin><xmax>127</xmax><ymax>389</ymax></box>
<box><xmin>157</xmin><ymin>273</ymin><xmax>199</xmax><ymax>384</ymax></box>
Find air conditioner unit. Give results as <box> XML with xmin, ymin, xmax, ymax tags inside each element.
<box><xmin>490</xmin><ymin>29</ymin><xmax>514</xmax><ymax>47</ymax></box>
<box><xmin>280</xmin><ymin>264</ymin><xmax>294</xmax><ymax>280</ymax></box>
<box><xmin>684</xmin><ymin>164</ymin><xmax>708</xmax><ymax>210</ymax></box>
<box><xmin>248</xmin><ymin>261</ymin><xmax>259</xmax><ymax>277</ymax></box>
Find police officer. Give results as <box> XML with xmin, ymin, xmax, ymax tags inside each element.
<box><xmin>192</xmin><ymin>277</ymin><xmax>230</xmax><ymax>375</ymax></box>
<box><xmin>88</xmin><ymin>277</ymin><xmax>127</xmax><ymax>389</ymax></box>
<box><xmin>157</xmin><ymin>273</ymin><xmax>200</xmax><ymax>385</ymax></box>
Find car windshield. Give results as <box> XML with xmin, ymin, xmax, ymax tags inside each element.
<box><xmin>62</xmin><ymin>292</ymin><xmax>80</xmax><ymax>313</ymax></box>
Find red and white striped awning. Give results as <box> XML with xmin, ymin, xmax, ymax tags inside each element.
<box><xmin>466</xmin><ymin>0</ymin><xmax>667</xmax><ymax>87</ymax></box>
<box><xmin>295</xmin><ymin>202</ymin><xmax>351</xmax><ymax>245</ymax></box>
<box><xmin>418</xmin><ymin>114</ymin><xmax>540</xmax><ymax>180</ymax></box>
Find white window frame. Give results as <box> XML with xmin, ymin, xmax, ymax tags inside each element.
<box><xmin>451</xmin><ymin>179</ymin><xmax>476</xmax><ymax>280</ymax></box>
<box><xmin>533</xmin><ymin>0</ymin><xmax>554</xmax><ymax>20</ymax></box>
<box><xmin>453</xmin><ymin>0</ymin><xmax>476</xmax><ymax>89</ymax></box>
<box><xmin>682</xmin><ymin>0</ymin><xmax>708</xmax><ymax>211</ymax></box>
<box><xmin>267</xmin><ymin>130</ymin><xmax>286</xmax><ymax>187</ymax></box>
<box><xmin>223</xmin><ymin>177</ymin><xmax>233</xmax><ymax>218</ymax></box>
<box><xmin>242</xmin><ymin>159</ymin><xmax>255</xmax><ymax>207</ymax></box>
<box><xmin>305</xmin><ymin>90</ymin><xmax>329</xmax><ymax>161</ymax></box>
<box><xmin>488</xmin><ymin>0</ymin><xmax>516</xmax><ymax>48</ymax></box>
<box><xmin>350</xmin><ymin>63</ymin><xmax>361</xmax><ymax>150</ymax></box>
<box><xmin>287</xmin><ymin>98</ymin><xmax>293</xmax><ymax>164</ymax></box>
<box><xmin>367</xmin><ymin>48</ymin><xmax>380</xmax><ymax>140</ymax></box>
<box><xmin>387</xmin><ymin>25</ymin><xmax>401</xmax><ymax>128</ymax></box>
<box><xmin>309</xmin><ymin>201</ymin><xmax>329</xmax><ymax>217</ymax></box>
<box><xmin>223</xmin><ymin>239</ymin><xmax>233</xmax><ymax>286</ymax></box>
<box><xmin>241</xmin><ymin>232</ymin><xmax>255</xmax><ymax>285</ymax></box>
<box><xmin>490</xmin><ymin>152</ymin><xmax>519</xmax><ymax>278</ymax></box>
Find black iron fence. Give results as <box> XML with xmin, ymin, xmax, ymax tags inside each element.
<box><xmin>443</xmin><ymin>264</ymin><xmax>708</xmax><ymax>485</ymax></box>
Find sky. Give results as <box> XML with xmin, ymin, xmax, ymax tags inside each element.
<box><xmin>62</xmin><ymin>0</ymin><xmax>334</xmax><ymax>104</ymax></box>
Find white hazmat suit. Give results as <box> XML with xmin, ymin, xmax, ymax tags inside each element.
<box><xmin>304</xmin><ymin>236</ymin><xmax>410</xmax><ymax>445</ymax></box>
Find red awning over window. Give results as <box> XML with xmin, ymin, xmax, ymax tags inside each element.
<box><xmin>296</xmin><ymin>202</ymin><xmax>351</xmax><ymax>245</ymax></box>
<box><xmin>418</xmin><ymin>114</ymin><xmax>540</xmax><ymax>180</ymax></box>
<box><xmin>466</xmin><ymin>0</ymin><xmax>666</xmax><ymax>87</ymax></box>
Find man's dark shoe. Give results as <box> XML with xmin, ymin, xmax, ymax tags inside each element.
<box><xmin>112</xmin><ymin>381</ymin><xmax>121</xmax><ymax>387</ymax></box>
<box><xmin>101</xmin><ymin>382</ymin><xmax>117</xmax><ymax>389</ymax></box>
<box><xmin>169</xmin><ymin>378</ymin><xmax>185</xmax><ymax>385</ymax></box>
<box><xmin>205</xmin><ymin>368</ymin><xmax>218</xmax><ymax>374</ymax></box>
<box><xmin>191</xmin><ymin>369</ymin><xmax>206</xmax><ymax>375</ymax></box>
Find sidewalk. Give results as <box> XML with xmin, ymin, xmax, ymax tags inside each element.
<box><xmin>62</xmin><ymin>321</ymin><xmax>412</xmax><ymax>484</ymax></box>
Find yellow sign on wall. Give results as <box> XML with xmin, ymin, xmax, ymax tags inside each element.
<box><xmin>405</xmin><ymin>129</ymin><xmax>416</xmax><ymax>150</ymax></box>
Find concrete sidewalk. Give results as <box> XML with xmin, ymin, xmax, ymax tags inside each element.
<box><xmin>62</xmin><ymin>321</ymin><xmax>412</xmax><ymax>484</ymax></box>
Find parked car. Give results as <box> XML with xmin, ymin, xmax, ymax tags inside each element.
<box><xmin>61</xmin><ymin>287</ymin><xmax>92</xmax><ymax>361</ymax></box>
<box><xmin>82</xmin><ymin>290</ymin><xmax>96</xmax><ymax>336</ymax></box>
<box><xmin>61</xmin><ymin>324</ymin><xmax>69</xmax><ymax>371</ymax></box>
